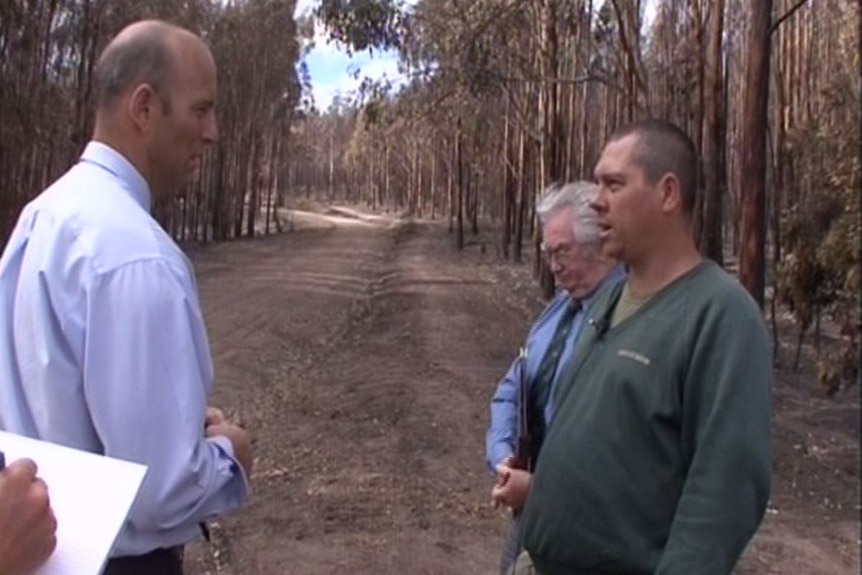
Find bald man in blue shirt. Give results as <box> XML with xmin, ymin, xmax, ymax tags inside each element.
<box><xmin>0</xmin><ymin>20</ymin><xmax>252</xmax><ymax>575</ymax></box>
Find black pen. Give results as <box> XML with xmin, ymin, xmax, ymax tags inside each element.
<box><xmin>0</xmin><ymin>449</ymin><xmax>5</xmax><ymax>471</ymax></box>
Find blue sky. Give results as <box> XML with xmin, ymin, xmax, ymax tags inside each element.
<box><xmin>295</xmin><ymin>0</ymin><xmax>409</xmax><ymax>110</ymax></box>
<box><xmin>294</xmin><ymin>0</ymin><xmax>657</xmax><ymax>110</ymax></box>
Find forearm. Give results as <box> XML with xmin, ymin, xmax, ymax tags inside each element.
<box><xmin>85</xmin><ymin>261</ymin><xmax>249</xmax><ymax>530</ymax></box>
<box><xmin>486</xmin><ymin>364</ymin><xmax>521</xmax><ymax>471</ymax></box>
<box><xmin>655</xmin><ymin>441</ymin><xmax>771</xmax><ymax>574</ymax></box>
<box><xmin>88</xmin><ymin>367</ymin><xmax>248</xmax><ymax>529</ymax></box>
<box><xmin>657</xmin><ymin>313</ymin><xmax>773</xmax><ymax>574</ymax></box>
<box><xmin>187</xmin><ymin>438</ymin><xmax>250</xmax><ymax>522</ymax></box>
<box><xmin>487</xmin><ymin>404</ymin><xmax>517</xmax><ymax>470</ymax></box>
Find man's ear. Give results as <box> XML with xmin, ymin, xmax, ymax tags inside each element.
<box><xmin>658</xmin><ymin>173</ymin><xmax>683</xmax><ymax>214</ymax></box>
<box><xmin>128</xmin><ymin>84</ymin><xmax>158</xmax><ymax>133</ymax></box>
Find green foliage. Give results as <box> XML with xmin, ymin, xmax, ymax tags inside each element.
<box><xmin>776</xmin><ymin>75</ymin><xmax>860</xmax><ymax>388</ymax></box>
<box><xmin>315</xmin><ymin>0</ymin><xmax>409</xmax><ymax>54</ymax></box>
<box><xmin>777</xmin><ymin>244</ymin><xmax>822</xmax><ymax>330</ymax></box>
<box><xmin>817</xmin><ymin>184</ymin><xmax>861</xmax><ymax>303</ymax></box>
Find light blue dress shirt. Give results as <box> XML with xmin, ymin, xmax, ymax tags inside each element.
<box><xmin>0</xmin><ymin>142</ymin><xmax>249</xmax><ymax>556</ymax></box>
<box><xmin>485</xmin><ymin>266</ymin><xmax>625</xmax><ymax>471</ymax></box>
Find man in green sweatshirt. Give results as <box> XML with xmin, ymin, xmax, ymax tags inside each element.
<box><xmin>517</xmin><ymin>119</ymin><xmax>772</xmax><ymax>575</ymax></box>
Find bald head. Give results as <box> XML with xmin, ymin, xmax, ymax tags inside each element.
<box><xmin>91</xmin><ymin>20</ymin><xmax>218</xmax><ymax>197</ymax></box>
<box><xmin>94</xmin><ymin>20</ymin><xmax>202</xmax><ymax>113</ymax></box>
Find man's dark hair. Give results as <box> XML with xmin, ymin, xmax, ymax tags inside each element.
<box><xmin>94</xmin><ymin>27</ymin><xmax>174</xmax><ymax>112</ymax></box>
<box><xmin>609</xmin><ymin>119</ymin><xmax>699</xmax><ymax>215</ymax></box>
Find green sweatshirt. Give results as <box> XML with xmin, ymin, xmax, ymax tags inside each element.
<box><xmin>520</xmin><ymin>261</ymin><xmax>772</xmax><ymax>575</ymax></box>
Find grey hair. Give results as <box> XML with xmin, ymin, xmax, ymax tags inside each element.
<box><xmin>536</xmin><ymin>180</ymin><xmax>601</xmax><ymax>246</ymax></box>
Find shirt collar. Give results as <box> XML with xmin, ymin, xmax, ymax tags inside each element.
<box><xmin>79</xmin><ymin>141</ymin><xmax>152</xmax><ymax>212</ymax></box>
<box><xmin>578</xmin><ymin>264</ymin><xmax>627</xmax><ymax>312</ymax></box>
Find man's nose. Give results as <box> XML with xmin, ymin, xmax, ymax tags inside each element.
<box><xmin>550</xmin><ymin>259</ymin><xmax>563</xmax><ymax>274</ymax></box>
<box><xmin>203</xmin><ymin>116</ymin><xmax>218</xmax><ymax>144</ymax></box>
<box><xmin>590</xmin><ymin>192</ymin><xmax>606</xmax><ymax>213</ymax></box>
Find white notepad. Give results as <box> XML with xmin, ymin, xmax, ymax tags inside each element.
<box><xmin>0</xmin><ymin>431</ymin><xmax>147</xmax><ymax>575</ymax></box>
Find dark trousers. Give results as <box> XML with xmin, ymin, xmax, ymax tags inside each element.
<box><xmin>102</xmin><ymin>547</ymin><xmax>184</xmax><ymax>575</ymax></box>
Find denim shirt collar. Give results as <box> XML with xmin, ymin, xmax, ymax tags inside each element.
<box><xmin>579</xmin><ymin>264</ymin><xmax>627</xmax><ymax>313</ymax></box>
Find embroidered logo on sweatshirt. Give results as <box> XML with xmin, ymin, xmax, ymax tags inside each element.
<box><xmin>618</xmin><ymin>349</ymin><xmax>651</xmax><ymax>366</ymax></box>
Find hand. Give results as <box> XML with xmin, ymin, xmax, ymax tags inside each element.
<box><xmin>206</xmin><ymin>423</ymin><xmax>254</xmax><ymax>479</ymax></box>
<box><xmin>491</xmin><ymin>463</ymin><xmax>532</xmax><ymax>514</ymax></box>
<box><xmin>0</xmin><ymin>459</ymin><xmax>58</xmax><ymax>575</ymax></box>
<box><xmin>205</xmin><ymin>406</ymin><xmax>227</xmax><ymax>427</ymax></box>
<box><xmin>492</xmin><ymin>456</ymin><xmax>515</xmax><ymax>490</ymax></box>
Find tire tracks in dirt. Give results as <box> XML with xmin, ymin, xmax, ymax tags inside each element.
<box><xmin>170</xmin><ymin>209</ymin><xmax>860</xmax><ymax>575</ymax></box>
<box><xmin>184</xmin><ymin>215</ymin><xmax>532</xmax><ymax>574</ymax></box>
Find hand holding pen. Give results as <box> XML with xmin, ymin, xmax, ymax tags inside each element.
<box><xmin>0</xmin><ymin>451</ymin><xmax>58</xmax><ymax>575</ymax></box>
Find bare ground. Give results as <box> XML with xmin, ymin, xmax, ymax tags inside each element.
<box><xmin>179</xmin><ymin>206</ymin><xmax>860</xmax><ymax>575</ymax></box>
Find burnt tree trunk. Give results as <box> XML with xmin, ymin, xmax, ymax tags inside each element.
<box><xmin>701</xmin><ymin>0</ymin><xmax>726</xmax><ymax>264</ymax></box>
<box><xmin>738</xmin><ymin>0</ymin><xmax>773</xmax><ymax>309</ymax></box>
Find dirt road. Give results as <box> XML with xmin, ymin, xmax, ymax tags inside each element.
<box><xmin>181</xmin><ymin>207</ymin><xmax>859</xmax><ymax>575</ymax></box>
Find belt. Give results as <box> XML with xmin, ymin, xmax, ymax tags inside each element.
<box><xmin>102</xmin><ymin>546</ymin><xmax>184</xmax><ymax>575</ymax></box>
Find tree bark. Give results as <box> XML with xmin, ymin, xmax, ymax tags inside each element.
<box><xmin>738</xmin><ymin>0</ymin><xmax>773</xmax><ymax>308</ymax></box>
<box><xmin>455</xmin><ymin>115</ymin><xmax>465</xmax><ymax>250</ymax></box>
<box><xmin>700</xmin><ymin>0</ymin><xmax>726</xmax><ymax>264</ymax></box>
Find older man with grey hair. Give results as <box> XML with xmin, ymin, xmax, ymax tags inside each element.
<box><xmin>485</xmin><ymin>180</ymin><xmax>624</xmax><ymax>575</ymax></box>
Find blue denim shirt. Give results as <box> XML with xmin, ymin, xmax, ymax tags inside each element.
<box><xmin>485</xmin><ymin>266</ymin><xmax>625</xmax><ymax>471</ymax></box>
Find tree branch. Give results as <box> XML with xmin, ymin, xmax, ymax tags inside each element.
<box><xmin>769</xmin><ymin>0</ymin><xmax>809</xmax><ymax>36</ymax></box>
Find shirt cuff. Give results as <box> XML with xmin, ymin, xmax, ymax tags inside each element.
<box><xmin>488</xmin><ymin>444</ymin><xmax>514</xmax><ymax>473</ymax></box>
<box><xmin>207</xmin><ymin>435</ymin><xmax>251</xmax><ymax>498</ymax></box>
